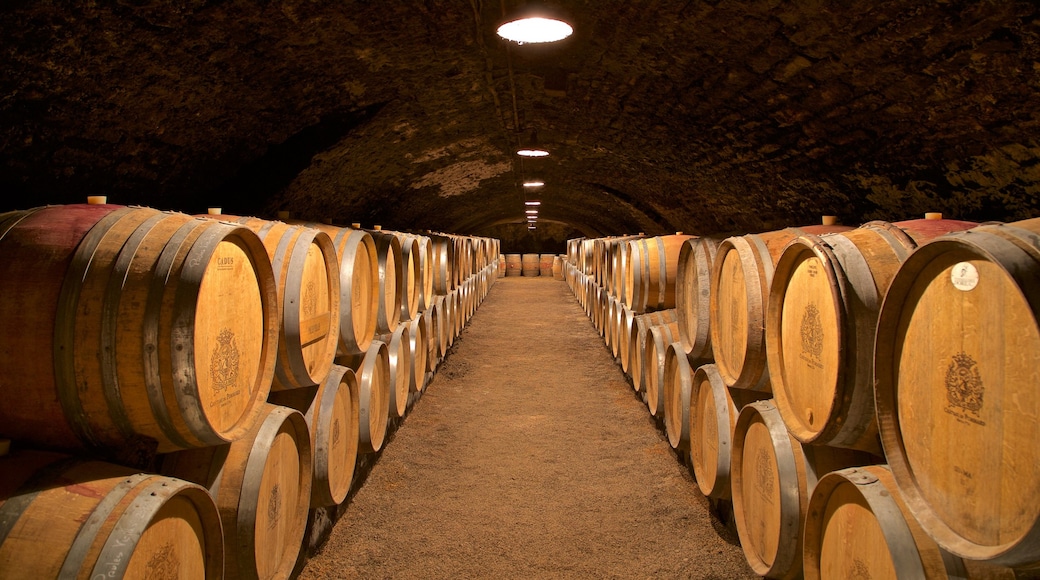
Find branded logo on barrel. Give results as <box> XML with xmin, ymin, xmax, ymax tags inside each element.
<box><xmin>211</xmin><ymin>328</ymin><xmax>240</xmax><ymax>392</ymax></box>
<box><xmin>944</xmin><ymin>351</ymin><xmax>985</xmax><ymax>426</ymax></box>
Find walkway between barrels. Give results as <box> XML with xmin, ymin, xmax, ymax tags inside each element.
<box><xmin>298</xmin><ymin>276</ymin><xmax>755</xmax><ymax>579</ymax></box>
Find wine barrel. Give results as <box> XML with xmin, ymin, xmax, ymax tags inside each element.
<box><xmin>711</xmin><ymin>221</ymin><xmax>853</xmax><ymax>391</ymax></box>
<box><xmin>292</xmin><ymin>221</ymin><xmax>380</xmax><ymax>357</ymax></box>
<box><xmin>521</xmin><ymin>253</ymin><xmax>540</xmax><ymax>277</ymax></box>
<box><xmin>160</xmin><ymin>402</ymin><xmax>312</xmax><ymax>580</ymax></box>
<box><xmin>429</xmin><ymin>294</ymin><xmax>449</xmax><ymax>363</ymax></box>
<box><xmin>393</xmin><ymin>232</ymin><xmax>423</xmax><ymax>321</ymax></box>
<box><xmin>606</xmin><ymin>296</ymin><xmax>622</xmax><ymax>358</ymax></box>
<box><xmin>628</xmin><ymin>309</ymin><xmax>678</xmax><ymax>393</ymax></box>
<box><xmin>396</xmin><ymin>232</ymin><xmax>434</xmax><ymax>312</ymax></box>
<box><xmin>731</xmin><ymin>400</ymin><xmax>877</xmax><ymax>579</ymax></box>
<box><xmin>618</xmin><ymin>305</ymin><xmax>638</xmax><ymax>375</ymax></box>
<box><xmin>767</xmin><ymin>217</ymin><xmax>977</xmax><ymax>453</ymax></box>
<box><xmin>225</xmin><ymin>216</ymin><xmax>341</xmax><ymax>391</ymax></box>
<box><xmin>367</xmin><ymin>229</ymin><xmax>404</xmax><ymax>335</ymax></box>
<box><xmin>663</xmin><ymin>341</ymin><xmax>693</xmax><ymax>450</ymax></box>
<box><xmin>0</xmin><ymin>449</ymin><xmax>222</xmax><ymax>579</ymax></box>
<box><xmin>504</xmin><ymin>254</ymin><xmax>523</xmax><ymax>277</ymax></box>
<box><xmin>428</xmin><ymin>234</ymin><xmax>456</xmax><ymax>293</ymax></box>
<box><xmin>0</xmin><ymin>204</ymin><xmax>278</xmax><ymax>458</ymax></box>
<box><xmin>689</xmin><ymin>364</ymin><xmax>768</xmax><ymax>499</ymax></box>
<box><xmin>268</xmin><ymin>364</ymin><xmax>360</xmax><ymax>508</ymax></box>
<box><xmin>804</xmin><ymin>465</ymin><xmax>958</xmax><ymax>580</ymax></box>
<box><xmin>379</xmin><ymin>323</ymin><xmax>412</xmax><ymax>419</ymax></box>
<box><xmin>423</xmin><ymin>302</ymin><xmax>442</xmax><ymax>373</ymax></box>
<box><xmin>644</xmin><ymin>321</ymin><xmax>681</xmax><ymax>417</ymax></box>
<box><xmin>337</xmin><ymin>341</ymin><xmax>391</xmax><ymax>454</ymax></box>
<box><xmin>874</xmin><ymin>218</ymin><xmax>1040</xmax><ymax>567</ymax></box>
<box><xmin>676</xmin><ymin>237</ymin><xmax>721</xmax><ymax>363</ymax></box>
<box><xmin>539</xmin><ymin>253</ymin><xmax>555</xmax><ymax>276</ymax></box>
<box><xmin>407</xmin><ymin>314</ymin><xmax>429</xmax><ymax>393</ymax></box>
<box><xmin>552</xmin><ymin>255</ymin><xmax>565</xmax><ymax>280</ymax></box>
<box><xmin>624</xmin><ymin>233</ymin><xmax>694</xmax><ymax>314</ymax></box>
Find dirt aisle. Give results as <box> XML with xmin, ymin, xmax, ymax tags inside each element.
<box><xmin>298</xmin><ymin>276</ymin><xmax>756</xmax><ymax>579</ymax></box>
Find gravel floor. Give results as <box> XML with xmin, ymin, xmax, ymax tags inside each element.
<box><xmin>296</xmin><ymin>276</ymin><xmax>757</xmax><ymax>579</ymax></box>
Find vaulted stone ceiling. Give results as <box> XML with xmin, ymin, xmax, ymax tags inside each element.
<box><xmin>3</xmin><ymin>1</ymin><xmax>1039</xmax><ymax>251</ymax></box>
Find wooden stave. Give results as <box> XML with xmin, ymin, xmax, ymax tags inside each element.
<box><xmin>624</xmin><ymin>234</ymin><xmax>695</xmax><ymax>314</ymax></box>
<box><xmin>874</xmin><ymin>221</ymin><xmax>1040</xmax><ymax>567</ymax></box>
<box><xmin>0</xmin><ymin>449</ymin><xmax>223</xmax><ymax>579</ymax></box>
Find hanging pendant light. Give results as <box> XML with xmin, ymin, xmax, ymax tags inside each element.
<box><xmin>497</xmin><ymin>1</ymin><xmax>573</xmax><ymax>45</ymax></box>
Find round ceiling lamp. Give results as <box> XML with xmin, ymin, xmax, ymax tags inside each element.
<box><xmin>517</xmin><ymin>130</ymin><xmax>549</xmax><ymax>157</ymax></box>
<box><xmin>523</xmin><ymin>180</ymin><xmax>545</xmax><ymax>187</ymax></box>
<box><xmin>497</xmin><ymin>3</ymin><xmax>573</xmax><ymax>45</ymax></box>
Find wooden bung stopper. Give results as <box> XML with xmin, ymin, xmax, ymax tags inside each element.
<box><xmin>86</xmin><ymin>196</ymin><xmax>107</xmax><ymax>205</ymax></box>
<box><xmin>207</xmin><ymin>207</ymin><xmax>222</xmax><ymax>215</ymax></box>
<box><xmin>352</xmin><ymin>222</ymin><xmax>362</xmax><ymax>229</ymax></box>
<box><xmin>822</xmin><ymin>215</ymin><xmax>838</xmax><ymax>225</ymax></box>
<box><xmin>924</xmin><ymin>212</ymin><xmax>942</xmax><ymax>220</ymax></box>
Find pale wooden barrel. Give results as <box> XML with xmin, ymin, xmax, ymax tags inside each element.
<box><xmin>663</xmin><ymin>341</ymin><xmax>693</xmax><ymax>450</ymax></box>
<box><xmin>291</xmin><ymin>221</ymin><xmax>380</xmax><ymax>357</ymax></box>
<box><xmin>227</xmin><ymin>216</ymin><xmax>341</xmax><ymax>391</ymax></box>
<box><xmin>399</xmin><ymin>233</ymin><xmax>434</xmax><ymax>312</ymax></box>
<box><xmin>430</xmin><ymin>294</ymin><xmax>449</xmax><ymax>361</ymax></box>
<box><xmin>539</xmin><ymin>253</ymin><xmax>555</xmax><ymax>276</ymax></box>
<box><xmin>268</xmin><ymin>364</ymin><xmax>359</xmax><ymax>508</ymax></box>
<box><xmin>731</xmin><ymin>400</ymin><xmax>877</xmax><ymax>579</ymax></box>
<box><xmin>429</xmin><ymin>234</ymin><xmax>456</xmax><ymax>293</ymax></box>
<box><xmin>804</xmin><ymin>465</ymin><xmax>958</xmax><ymax>580</ymax></box>
<box><xmin>0</xmin><ymin>204</ymin><xmax>278</xmax><ymax>458</ymax></box>
<box><xmin>676</xmin><ymin>236</ymin><xmax>721</xmax><ymax>363</ymax></box>
<box><xmin>606</xmin><ymin>296</ymin><xmax>623</xmax><ymax>357</ymax></box>
<box><xmin>0</xmin><ymin>449</ymin><xmax>222</xmax><ymax>579</ymax></box>
<box><xmin>552</xmin><ymin>255</ymin><xmax>565</xmax><ymax>280</ymax></box>
<box><xmin>767</xmin><ymin>218</ymin><xmax>977</xmax><ymax>453</ymax></box>
<box><xmin>422</xmin><ymin>303</ymin><xmax>441</xmax><ymax>373</ymax></box>
<box><xmin>521</xmin><ymin>253</ymin><xmax>540</xmax><ymax>277</ymax></box>
<box><xmin>378</xmin><ymin>322</ymin><xmax>412</xmax><ymax>419</ymax></box>
<box><xmin>504</xmin><ymin>253</ymin><xmax>523</xmax><ymax>277</ymax></box>
<box><xmin>160</xmin><ymin>402</ymin><xmax>312</xmax><ymax>580</ymax></box>
<box><xmin>874</xmin><ymin>218</ymin><xmax>1040</xmax><ymax>567</ymax></box>
<box><xmin>406</xmin><ymin>314</ymin><xmax>429</xmax><ymax>393</ymax></box>
<box><xmin>624</xmin><ymin>233</ymin><xmax>694</xmax><ymax>314</ymax></box>
<box><xmin>394</xmin><ymin>233</ymin><xmax>422</xmax><ymax>321</ymax></box>
<box><xmin>338</xmin><ymin>341</ymin><xmax>391</xmax><ymax>454</ymax></box>
<box><xmin>628</xmin><ymin>309</ymin><xmax>678</xmax><ymax>393</ymax></box>
<box><xmin>618</xmin><ymin>305</ymin><xmax>638</xmax><ymax>375</ymax></box>
<box><xmin>689</xmin><ymin>364</ymin><xmax>768</xmax><ymax>499</ymax></box>
<box><xmin>368</xmin><ymin>230</ymin><xmax>404</xmax><ymax>335</ymax></box>
<box><xmin>711</xmin><ymin>223</ymin><xmax>853</xmax><ymax>391</ymax></box>
<box><xmin>644</xmin><ymin>320</ymin><xmax>681</xmax><ymax>417</ymax></box>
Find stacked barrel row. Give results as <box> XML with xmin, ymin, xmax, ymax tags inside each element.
<box><xmin>0</xmin><ymin>201</ymin><xmax>499</xmax><ymax>579</ymax></box>
<box><xmin>565</xmin><ymin>215</ymin><xmax>1038</xmax><ymax>579</ymax></box>
<box><xmin>502</xmin><ymin>253</ymin><xmax>565</xmax><ymax>279</ymax></box>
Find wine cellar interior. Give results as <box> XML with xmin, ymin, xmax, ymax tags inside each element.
<box><xmin>2</xmin><ymin>2</ymin><xmax>1040</xmax><ymax>579</ymax></box>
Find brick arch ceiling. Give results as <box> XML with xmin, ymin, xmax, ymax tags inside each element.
<box><xmin>2</xmin><ymin>1</ymin><xmax>1039</xmax><ymax>237</ymax></box>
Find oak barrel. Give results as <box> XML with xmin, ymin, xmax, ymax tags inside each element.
<box><xmin>731</xmin><ymin>400</ymin><xmax>877</xmax><ymax>579</ymax></box>
<box><xmin>521</xmin><ymin>253</ymin><xmax>540</xmax><ymax>277</ymax></box>
<box><xmin>504</xmin><ymin>254</ymin><xmax>523</xmax><ymax>277</ymax></box>
<box><xmin>874</xmin><ymin>218</ymin><xmax>1040</xmax><ymax>566</ymax></box>
<box><xmin>628</xmin><ymin>309</ymin><xmax>678</xmax><ymax>393</ymax></box>
<box><xmin>379</xmin><ymin>322</ymin><xmax>412</xmax><ymax>419</ymax></box>
<box><xmin>407</xmin><ymin>314</ymin><xmax>430</xmax><ymax>393</ymax></box>
<box><xmin>711</xmin><ymin>222</ymin><xmax>853</xmax><ymax>391</ymax></box>
<box><xmin>160</xmin><ymin>402</ymin><xmax>312</xmax><ymax>580</ymax></box>
<box><xmin>552</xmin><ymin>255</ymin><xmax>565</xmax><ymax>280</ymax></box>
<box><xmin>428</xmin><ymin>233</ymin><xmax>457</xmax><ymax>293</ymax></box>
<box><xmin>624</xmin><ymin>233</ymin><xmax>694</xmax><ymax>314</ymax></box>
<box><xmin>803</xmin><ymin>465</ymin><xmax>956</xmax><ymax>580</ymax></box>
<box><xmin>268</xmin><ymin>364</ymin><xmax>360</xmax><ymax>508</ymax></box>
<box><xmin>226</xmin><ymin>216</ymin><xmax>341</xmax><ymax>391</ymax></box>
<box><xmin>663</xmin><ymin>341</ymin><xmax>693</xmax><ymax>450</ymax></box>
<box><xmin>539</xmin><ymin>253</ymin><xmax>555</xmax><ymax>277</ymax></box>
<box><xmin>688</xmin><ymin>364</ymin><xmax>767</xmax><ymax>499</ymax></box>
<box><xmin>644</xmin><ymin>320</ymin><xmax>681</xmax><ymax>417</ymax></box>
<box><xmin>367</xmin><ymin>229</ymin><xmax>404</xmax><ymax>335</ymax></box>
<box><xmin>0</xmin><ymin>204</ymin><xmax>278</xmax><ymax>457</ymax></box>
<box><xmin>393</xmin><ymin>232</ymin><xmax>423</xmax><ymax>322</ymax></box>
<box><xmin>676</xmin><ymin>236</ymin><xmax>721</xmax><ymax>362</ymax></box>
<box><xmin>337</xmin><ymin>341</ymin><xmax>391</xmax><ymax>454</ymax></box>
<box><xmin>0</xmin><ymin>449</ymin><xmax>222</xmax><ymax>579</ymax></box>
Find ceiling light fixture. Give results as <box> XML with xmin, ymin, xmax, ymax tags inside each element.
<box><xmin>517</xmin><ymin>130</ymin><xmax>549</xmax><ymax>157</ymax></box>
<box><xmin>525</xmin><ymin>209</ymin><xmax>538</xmax><ymax>214</ymax></box>
<box><xmin>523</xmin><ymin>180</ymin><xmax>545</xmax><ymax>187</ymax></box>
<box><xmin>497</xmin><ymin>2</ymin><xmax>573</xmax><ymax>45</ymax></box>
<box><xmin>525</xmin><ymin>200</ymin><xmax>541</xmax><ymax>205</ymax></box>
